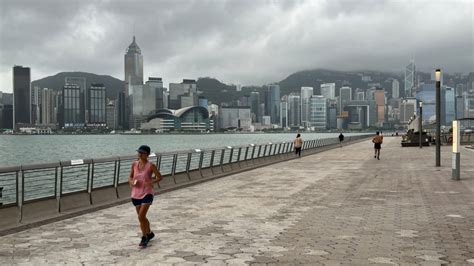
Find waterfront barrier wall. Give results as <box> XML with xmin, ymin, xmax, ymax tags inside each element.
<box><xmin>0</xmin><ymin>135</ymin><xmax>369</xmax><ymax>234</ymax></box>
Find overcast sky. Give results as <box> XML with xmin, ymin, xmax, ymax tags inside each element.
<box><xmin>0</xmin><ymin>0</ymin><xmax>472</xmax><ymax>93</ymax></box>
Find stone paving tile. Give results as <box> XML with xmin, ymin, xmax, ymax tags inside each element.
<box><xmin>0</xmin><ymin>137</ymin><xmax>473</xmax><ymax>264</ymax></box>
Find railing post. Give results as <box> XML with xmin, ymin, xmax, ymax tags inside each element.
<box><xmin>186</xmin><ymin>152</ymin><xmax>192</xmax><ymax>180</ymax></box>
<box><xmin>210</xmin><ymin>150</ymin><xmax>215</xmax><ymax>174</ymax></box>
<box><xmin>229</xmin><ymin>148</ymin><xmax>234</xmax><ymax>164</ymax></box>
<box><xmin>251</xmin><ymin>145</ymin><xmax>256</xmax><ymax>159</ymax></box>
<box><xmin>115</xmin><ymin>160</ymin><xmax>121</xmax><ymax>196</ymax></box>
<box><xmin>111</xmin><ymin>160</ymin><xmax>119</xmax><ymax>198</ymax></box>
<box><xmin>237</xmin><ymin>148</ymin><xmax>242</xmax><ymax>168</ymax></box>
<box><xmin>89</xmin><ymin>161</ymin><xmax>94</xmax><ymax>204</ymax></box>
<box><xmin>59</xmin><ymin>163</ymin><xmax>64</xmax><ymax>212</ymax></box>
<box><xmin>220</xmin><ymin>149</ymin><xmax>225</xmax><ymax>172</ymax></box>
<box><xmin>244</xmin><ymin>146</ymin><xmax>249</xmax><ymax>161</ymax></box>
<box><xmin>198</xmin><ymin>151</ymin><xmax>204</xmax><ymax>177</ymax></box>
<box><xmin>19</xmin><ymin>166</ymin><xmax>24</xmax><ymax>222</ymax></box>
<box><xmin>55</xmin><ymin>166</ymin><xmax>60</xmax><ymax>212</ymax></box>
<box><xmin>156</xmin><ymin>156</ymin><xmax>162</xmax><ymax>188</ymax></box>
<box><xmin>171</xmin><ymin>154</ymin><xmax>178</xmax><ymax>184</ymax></box>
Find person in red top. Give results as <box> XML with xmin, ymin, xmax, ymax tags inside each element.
<box><xmin>128</xmin><ymin>145</ymin><xmax>162</xmax><ymax>247</ymax></box>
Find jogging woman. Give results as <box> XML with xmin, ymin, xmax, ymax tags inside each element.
<box><xmin>128</xmin><ymin>145</ymin><xmax>162</xmax><ymax>247</ymax></box>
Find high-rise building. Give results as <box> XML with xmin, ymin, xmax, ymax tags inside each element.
<box><xmin>374</xmin><ymin>88</ymin><xmax>385</xmax><ymax>125</ymax></box>
<box><xmin>169</xmin><ymin>79</ymin><xmax>197</xmax><ymax>109</ymax></box>
<box><xmin>219</xmin><ymin>106</ymin><xmax>251</xmax><ymax>130</ymax></box>
<box><xmin>404</xmin><ymin>60</ymin><xmax>415</xmax><ymax>97</ymax></box>
<box><xmin>130</xmin><ymin>82</ymin><xmax>157</xmax><ymax>129</ymax></box>
<box><xmin>40</xmin><ymin>88</ymin><xmax>57</xmax><ymax>125</ymax></box>
<box><xmin>300</xmin><ymin>87</ymin><xmax>313</xmax><ymax>127</ymax></box>
<box><xmin>339</xmin><ymin>86</ymin><xmax>352</xmax><ymax>115</ymax></box>
<box><xmin>65</xmin><ymin>76</ymin><xmax>87</xmax><ymax>123</ymax></box>
<box><xmin>267</xmin><ymin>85</ymin><xmax>280</xmax><ymax>124</ymax></box>
<box><xmin>392</xmin><ymin>79</ymin><xmax>400</xmax><ymax>99</ymax></box>
<box><xmin>61</xmin><ymin>84</ymin><xmax>82</xmax><ymax>128</ymax></box>
<box><xmin>320</xmin><ymin>83</ymin><xmax>336</xmax><ymax>100</ymax></box>
<box><xmin>117</xmin><ymin>92</ymin><xmax>127</xmax><ymax>130</ymax></box>
<box><xmin>327</xmin><ymin>99</ymin><xmax>337</xmax><ymax>129</ymax></box>
<box><xmin>250</xmin><ymin>91</ymin><xmax>260</xmax><ymax>123</ymax></box>
<box><xmin>366</xmin><ymin>87</ymin><xmax>376</xmax><ymax>101</ymax></box>
<box><xmin>88</xmin><ymin>83</ymin><xmax>107</xmax><ymax>126</ymax></box>
<box><xmin>309</xmin><ymin>96</ymin><xmax>327</xmax><ymax>129</ymax></box>
<box><xmin>13</xmin><ymin>66</ymin><xmax>31</xmax><ymax>129</ymax></box>
<box><xmin>124</xmin><ymin>36</ymin><xmax>144</xmax><ymax>129</ymax></box>
<box><xmin>280</xmin><ymin>101</ymin><xmax>288</xmax><ymax>128</ymax></box>
<box><xmin>288</xmin><ymin>93</ymin><xmax>301</xmax><ymax>128</ymax></box>
<box><xmin>147</xmin><ymin>77</ymin><xmax>164</xmax><ymax>110</ymax></box>
<box><xmin>31</xmin><ymin>86</ymin><xmax>41</xmax><ymax>125</ymax></box>
<box><xmin>124</xmin><ymin>36</ymin><xmax>144</xmax><ymax>92</ymax></box>
<box><xmin>455</xmin><ymin>95</ymin><xmax>465</xmax><ymax>119</ymax></box>
<box><xmin>344</xmin><ymin>100</ymin><xmax>377</xmax><ymax>128</ymax></box>
<box><xmin>443</xmin><ymin>86</ymin><xmax>455</xmax><ymax>126</ymax></box>
<box><xmin>106</xmin><ymin>100</ymin><xmax>117</xmax><ymax>129</ymax></box>
<box><xmin>355</xmin><ymin>88</ymin><xmax>365</xmax><ymax>101</ymax></box>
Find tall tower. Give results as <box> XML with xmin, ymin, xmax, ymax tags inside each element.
<box><xmin>404</xmin><ymin>60</ymin><xmax>415</xmax><ymax>98</ymax></box>
<box><xmin>300</xmin><ymin>87</ymin><xmax>313</xmax><ymax>127</ymax></box>
<box><xmin>13</xmin><ymin>65</ymin><xmax>31</xmax><ymax>129</ymax></box>
<box><xmin>123</xmin><ymin>36</ymin><xmax>144</xmax><ymax>129</ymax></box>
<box><xmin>124</xmin><ymin>36</ymin><xmax>144</xmax><ymax>94</ymax></box>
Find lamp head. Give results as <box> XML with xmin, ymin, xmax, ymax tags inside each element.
<box><xmin>435</xmin><ymin>69</ymin><xmax>441</xmax><ymax>82</ymax></box>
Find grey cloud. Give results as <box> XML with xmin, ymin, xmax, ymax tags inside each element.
<box><xmin>0</xmin><ymin>0</ymin><xmax>472</xmax><ymax>92</ymax></box>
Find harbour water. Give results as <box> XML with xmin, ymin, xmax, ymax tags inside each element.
<box><xmin>0</xmin><ymin>133</ymin><xmax>367</xmax><ymax>167</ymax></box>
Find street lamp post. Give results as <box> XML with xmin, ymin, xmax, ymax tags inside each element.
<box><xmin>435</xmin><ymin>69</ymin><xmax>441</xmax><ymax>166</ymax></box>
<box><xmin>419</xmin><ymin>101</ymin><xmax>423</xmax><ymax>148</ymax></box>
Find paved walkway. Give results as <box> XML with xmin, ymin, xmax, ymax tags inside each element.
<box><xmin>0</xmin><ymin>137</ymin><xmax>473</xmax><ymax>265</ymax></box>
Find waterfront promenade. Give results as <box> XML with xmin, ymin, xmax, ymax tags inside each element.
<box><xmin>0</xmin><ymin>137</ymin><xmax>473</xmax><ymax>265</ymax></box>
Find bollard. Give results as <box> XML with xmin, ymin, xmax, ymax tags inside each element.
<box><xmin>452</xmin><ymin>120</ymin><xmax>461</xmax><ymax>180</ymax></box>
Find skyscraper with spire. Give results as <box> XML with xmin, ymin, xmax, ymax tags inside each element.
<box><xmin>124</xmin><ymin>36</ymin><xmax>144</xmax><ymax>94</ymax></box>
<box><xmin>121</xmin><ymin>36</ymin><xmax>144</xmax><ymax>129</ymax></box>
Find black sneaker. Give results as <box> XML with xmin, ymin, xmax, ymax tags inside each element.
<box><xmin>374</xmin><ymin>155</ymin><xmax>376</xmax><ymax>158</ymax></box>
<box><xmin>147</xmin><ymin>232</ymin><xmax>155</xmax><ymax>241</ymax></box>
<box><xmin>139</xmin><ymin>236</ymin><xmax>148</xmax><ymax>247</ymax></box>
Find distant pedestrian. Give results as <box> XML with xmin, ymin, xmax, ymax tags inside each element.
<box><xmin>372</xmin><ymin>131</ymin><xmax>383</xmax><ymax>160</ymax></box>
<box><xmin>294</xmin><ymin>133</ymin><xmax>303</xmax><ymax>157</ymax></box>
<box><xmin>129</xmin><ymin>145</ymin><xmax>162</xmax><ymax>248</ymax></box>
<box><xmin>338</xmin><ymin>132</ymin><xmax>345</xmax><ymax>147</ymax></box>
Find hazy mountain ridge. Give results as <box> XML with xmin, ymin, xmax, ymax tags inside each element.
<box><xmin>30</xmin><ymin>69</ymin><xmax>466</xmax><ymax>105</ymax></box>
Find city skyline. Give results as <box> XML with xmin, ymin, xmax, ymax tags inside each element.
<box><xmin>1</xmin><ymin>0</ymin><xmax>473</xmax><ymax>93</ymax></box>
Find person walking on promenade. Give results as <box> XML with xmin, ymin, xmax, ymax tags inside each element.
<box><xmin>129</xmin><ymin>145</ymin><xmax>162</xmax><ymax>248</ymax></box>
<box><xmin>372</xmin><ymin>131</ymin><xmax>383</xmax><ymax>160</ymax></box>
<box><xmin>338</xmin><ymin>132</ymin><xmax>345</xmax><ymax>147</ymax></box>
<box><xmin>294</xmin><ymin>133</ymin><xmax>303</xmax><ymax>157</ymax></box>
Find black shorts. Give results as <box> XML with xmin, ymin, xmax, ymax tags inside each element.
<box><xmin>131</xmin><ymin>194</ymin><xmax>154</xmax><ymax>206</ymax></box>
<box><xmin>374</xmin><ymin>143</ymin><xmax>381</xmax><ymax>150</ymax></box>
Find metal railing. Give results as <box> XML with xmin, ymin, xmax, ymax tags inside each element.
<box><xmin>0</xmin><ymin>135</ymin><xmax>369</xmax><ymax>215</ymax></box>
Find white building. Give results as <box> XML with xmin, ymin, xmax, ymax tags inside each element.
<box><xmin>320</xmin><ymin>83</ymin><xmax>336</xmax><ymax>100</ymax></box>
<box><xmin>392</xmin><ymin>79</ymin><xmax>400</xmax><ymax>99</ymax></box>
